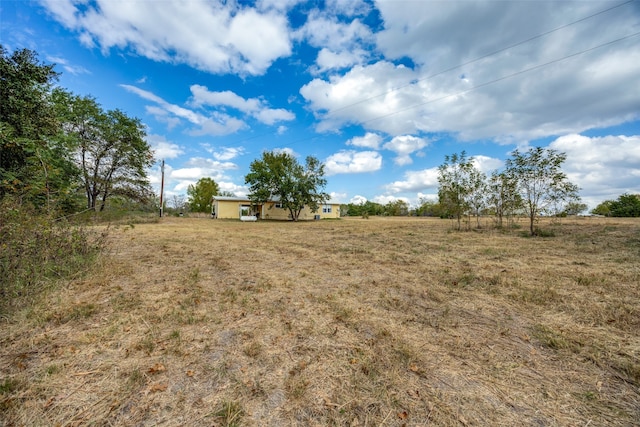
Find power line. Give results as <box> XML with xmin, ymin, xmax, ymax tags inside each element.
<box><xmin>360</xmin><ymin>31</ymin><xmax>640</xmax><ymax>125</ymax></box>
<box><xmin>227</xmin><ymin>0</ymin><xmax>637</xmax><ymax>148</ymax></box>
<box><xmin>325</xmin><ymin>0</ymin><xmax>637</xmax><ymax>118</ymax></box>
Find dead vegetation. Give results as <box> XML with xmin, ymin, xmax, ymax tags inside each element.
<box><xmin>1</xmin><ymin>216</ymin><xmax>639</xmax><ymax>426</ymax></box>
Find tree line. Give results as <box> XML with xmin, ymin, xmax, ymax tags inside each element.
<box><xmin>1</xmin><ymin>46</ymin><xmax>154</xmax><ymax>214</ymax></box>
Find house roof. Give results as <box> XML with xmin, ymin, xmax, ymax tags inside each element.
<box><xmin>212</xmin><ymin>195</ymin><xmax>341</xmax><ymax>205</ymax></box>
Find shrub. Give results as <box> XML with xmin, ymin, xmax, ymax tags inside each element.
<box><xmin>0</xmin><ymin>198</ymin><xmax>105</xmax><ymax>313</ymax></box>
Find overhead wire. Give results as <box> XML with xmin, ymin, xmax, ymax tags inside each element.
<box><xmin>221</xmin><ymin>0</ymin><xmax>638</xmax><ymax>148</ymax></box>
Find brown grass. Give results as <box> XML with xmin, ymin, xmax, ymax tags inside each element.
<box><xmin>1</xmin><ymin>216</ymin><xmax>639</xmax><ymax>426</ymax></box>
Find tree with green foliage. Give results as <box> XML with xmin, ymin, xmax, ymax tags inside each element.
<box><xmin>245</xmin><ymin>151</ymin><xmax>328</xmax><ymax>221</ymax></box>
<box><xmin>609</xmin><ymin>193</ymin><xmax>640</xmax><ymax>217</ymax></box>
<box><xmin>384</xmin><ymin>199</ymin><xmax>409</xmax><ymax>216</ymax></box>
<box><xmin>54</xmin><ymin>90</ymin><xmax>154</xmax><ymax>211</ymax></box>
<box><xmin>591</xmin><ymin>200</ymin><xmax>613</xmax><ymax>217</ymax></box>
<box><xmin>564</xmin><ymin>201</ymin><xmax>588</xmax><ymax>216</ymax></box>
<box><xmin>187</xmin><ymin>177</ymin><xmax>220</xmax><ymax>212</ymax></box>
<box><xmin>505</xmin><ymin>147</ymin><xmax>579</xmax><ymax>236</ymax></box>
<box><xmin>414</xmin><ymin>198</ymin><xmax>444</xmax><ymax>217</ymax></box>
<box><xmin>438</xmin><ymin>151</ymin><xmax>481</xmax><ymax>230</ymax></box>
<box><xmin>487</xmin><ymin>171</ymin><xmax>522</xmax><ymax>228</ymax></box>
<box><xmin>0</xmin><ymin>46</ymin><xmax>71</xmax><ymax>208</ymax></box>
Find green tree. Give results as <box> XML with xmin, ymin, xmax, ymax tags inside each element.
<box><xmin>55</xmin><ymin>91</ymin><xmax>154</xmax><ymax>211</ymax></box>
<box><xmin>245</xmin><ymin>151</ymin><xmax>328</xmax><ymax>221</ymax></box>
<box><xmin>384</xmin><ymin>199</ymin><xmax>409</xmax><ymax>216</ymax></box>
<box><xmin>505</xmin><ymin>147</ymin><xmax>579</xmax><ymax>236</ymax></box>
<box><xmin>187</xmin><ymin>177</ymin><xmax>220</xmax><ymax>212</ymax></box>
<box><xmin>564</xmin><ymin>201</ymin><xmax>588</xmax><ymax>216</ymax></box>
<box><xmin>415</xmin><ymin>198</ymin><xmax>444</xmax><ymax>217</ymax></box>
<box><xmin>438</xmin><ymin>151</ymin><xmax>480</xmax><ymax>230</ymax></box>
<box><xmin>0</xmin><ymin>46</ymin><xmax>66</xmax><ymax>206</ymax></box>
<box><xmin>609</xmin><ymin>193</ymin><xmax>640</xmax><ymax>217</ymax></box>
<box><xmin>487</xmin><ymin>171</ymin><xmax>522</xmax><ymax>228</ymax></box>
<box><xmin>591</xmin><ymin>200</ymin><xmax>613</xmax><ymax>217</ymax></box>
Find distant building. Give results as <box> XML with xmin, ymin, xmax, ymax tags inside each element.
<box><xmin>211</xmin><ymin>196</ymin><xmax>341</xmax><ymax>220</ymax></box>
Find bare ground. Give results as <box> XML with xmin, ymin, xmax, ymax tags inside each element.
<box><xmin>1</xmin><ymin>216</ymin><xmax>639</xmax><ymax>426</ymax></box>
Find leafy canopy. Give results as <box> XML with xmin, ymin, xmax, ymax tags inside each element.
<box><xmin>505</xmin><ymin>147</ymin><xmax>579</xmax><ymax>235</ymax></box>
<box><xmin>245</xmin><ymin>151</ymin><xmax>329</xmax><ymax>221</ymax></box>
<box><xmin>187</xmin><ymin>177</ymin><xmax>220</xmax><ymax>212</ymax></box>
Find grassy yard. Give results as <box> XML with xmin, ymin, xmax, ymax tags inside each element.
<box><xmin>1</xmin><ymin>216</ymin><xmax>639</xmax><ymax>426</ymax></box>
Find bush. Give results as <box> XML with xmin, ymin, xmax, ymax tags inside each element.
<box><xmin>0</xmin><ymin>198</ymin><xmax>106</xmax><ymax>313</ymax></box>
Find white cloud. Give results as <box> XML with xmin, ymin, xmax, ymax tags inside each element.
<box><xmin>147</xmin><ymin>134</ymin><xmax>184</xmax><ymax>159</ymax></box>
<box><xmin>47</xmin><ymin>55</ymin><xmax>90</xmax><ymax>75</ymax></box>
<box><xmin>122</xmin><ymin>84</ymin><xmax>247</xmax><ymax>136</ymax></box>
<box><xmin>350</xmin><ymin>195</ymin><xmax>368</xmax><ymax>205</ymax></box>
<box><xmin>347</xmin><ymin>132</ymin><xmax>383</xmax><ymax>149</ymax></box>
<box><xmin>189</xmin><ymin>85</ymin><xmax>295</xmax><ymax>125</ymax></box>
<box><xmin>325</xmin><ymin>150</ymin><xmax>382</xmax><ymax>175</ymax></box>
<box><xmin>211</xmin><ymin>147</ymin><xmax>245</xmax><ymax>161</ymax></box>
<box><xmin>383</xmin><ymin>135</ymin><xmax>428</xmax><ymax>165</ymax></box>
<box><xmin>40</xmin><ymin>0</ymin><xmax>291</xmax><ymax>76</ymax></box>
<box><xmin>472</xmin><ymin>155</ymin><xmax>503</xmax><ymax>174</ymax></box>
<box><xmin>315</xmin><ymin>48</ymin><xmax>368</xmax><ymax>73</ymax></box>
<box><xmin>301</xmin><ymin>2</ymin><xmax>640</xmax><ymax>141</ymax></box>
<box><xmin>384</xmin><ymin>168</ymin><xmax>439</xmax><ymax>193</ymax></box>
<box><xmin>549</xmin><ymin>134</ymin><xmax>640</xmax><ymax>207</ymax></box>
<box><xmin>329</xmin><ymin>192</ymin><xmax>348</xmax><ymax>203</ymax></box>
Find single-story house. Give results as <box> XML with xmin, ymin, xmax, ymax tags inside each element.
<box><xmin>211</xmin><ymin>196</ymin><xmax>341</xmax><ymax>220</ymax></box>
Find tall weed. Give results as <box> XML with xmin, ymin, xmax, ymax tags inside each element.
<box><xmin>0</xmin><ymin>198</ymin><xmax>105</xmax><ymax>313</ymax></box>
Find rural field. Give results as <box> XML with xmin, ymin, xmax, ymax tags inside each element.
<box><xmin>1</xmin><ymin>216</ymin><xmax>639</xmax><ymax>426</ymax></box>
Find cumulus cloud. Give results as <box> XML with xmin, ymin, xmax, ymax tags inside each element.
<box><xmin>122</xmin><ymin>84</ymin><xmax>247</xmax><ymax>136</ymax></box>
<box><xmin>383</xmin><ymin>135</ymin><xmax>428</xmax><ymax>165</ymax></box>
<box><xmin>40</xmin><ymin>0</ymin><xmax>291</xmax><ymax>76</ymax></box>
<box><xmin>325</xmin><ymin>150</ymin><xmax>382</xmax><ymax>175</ymax></box>
<box><xmin>147</xmin><ymin>134</ymin><xmax>184</xmax><ymax>159</ymax></box>
<box><xmin>549</xmin><ymin>134</ymin><xmax>640</xmax><ymax>206</ymax></box>
<box><xmin>47</xmin><ymin>55</ymin><xmax>90</xmax><ymax>75</ymax></box>
<box><xmin>301</xmin><ymin>2</ymin><xmax>640</xmax><ymax>141</ymax></box>
<box><xmin>347</xmin><ymin>132</ymin><xmax>383</xmax><ymax>149</ymax></box>
<box><xmin>350</xmin><ymin>195</ymin><xmax>368</xmax><ymax>205</ymax></box>
<box><xmin>189</xmin><ymin>85</ymin><xmax>295</xmax><ymax>125</ymax></box>
<box><xmin>384</xmin><ymin>168</ymin><xmax>439</xmax><ymax>193</ymax></box>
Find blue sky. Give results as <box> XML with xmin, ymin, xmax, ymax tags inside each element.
<box><xmin>2</xmin><ymin>0</ymin><xmax>639</xmax><ymax>209</ymax></box>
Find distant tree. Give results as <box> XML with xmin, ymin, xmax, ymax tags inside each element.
<box><xmin>487</xmin><ymin>171</ymin><xmax>522</xmax><ymax>228</ymax></box>
<box><xmin>170</xmin><ymin>194</ymin><xmax>187</xmax><ymax>212</ymax></box>
<box><xmin>609</xmin><ymin>193</ymin><xmax>640</xmax><ymax>217</ymax></box>
<box><xmin>245</xmin><ymin>151</ymin><xmax>328</xmax><ymax>221</ymax></box>
<box><xmin>438</xmin><ymin>151</ymin><xmax>481</xmax><ymax>230</ymax></box>
<box><xmin>591</xmin><ymin>200</ymin><xmax>613</xmax><ymax>217</ymax></box>
<box><xmin>187</xmin><ymin>177</ymin><xmax>220</xmax><ymax>212</ymax></box>
<box><xmin>218</xmin><ymin>190</ymin><xmax>235</xmax><ymax>197</ymax></box>
<box><xmin>505</xmin><ymin>147</ymin><xmax>579</xmax><ymax>236</ymax></box>
<box><xmin>384</xmin><ymin>199</ymin><xmax>409</xmax><ymax>216</ymax></box>
<box><xmin>415</xmin><ymin>198</ymin><xmax>444</xmax><ymax>217</ymax></box>
<box><xmin>564</xmin><ymin>201</ymin><xmax>588</xmax><ymax>216</ymax></box>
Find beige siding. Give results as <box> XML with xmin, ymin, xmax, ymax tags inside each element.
<box><xmin>215</xmin><ymin>200</ymin><xmax>241</xmax><ymax>219</ymax></box>
<box><xmin>213</xmin><ymin>199</ymin><xmax>340</xmax><ymax>220</ymax></box>
<box><xmin>262</xmin><ymin>202</ymin><xmax>340</xmax><ymax>220</ymax></box>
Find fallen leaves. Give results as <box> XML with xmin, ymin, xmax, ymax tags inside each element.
<box><xmin>147</xmin><ymin>363</ymin><xmax>166</xmax><ymax>374</ymax></box>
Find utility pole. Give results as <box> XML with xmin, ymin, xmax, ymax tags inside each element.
<box><xmin>159</xmin><ymin>159</ymin><xmax>165</xmax><ymax>217</ymax></box>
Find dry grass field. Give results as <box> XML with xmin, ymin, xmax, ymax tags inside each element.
<box><xmin>1</xmin><ymin>216</ymin><xmax>639</xmax><ymax>426</ymax></box>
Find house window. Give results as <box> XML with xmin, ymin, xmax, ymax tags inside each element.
<box><xmin>275</xmin><ymin>202</ymin><xmax>283</xmax><ymax>208</ymax></box>
<box><xmin>322</xmin><ymin>205</ymin><xmax>332</xmax><ymax>213</ymax></box>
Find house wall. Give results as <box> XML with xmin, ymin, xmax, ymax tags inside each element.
<box><xmin>261</xmin><ymin>202</ymin><xmax>340</xmax><ymax>220</ymax></box>
<box><xmin>213</xmin><ymin>200</ymin><xmax>341</xmax><ymax>220</ymax></box>
<box><xmin>215</xmin><ymin>200</ymin><xmax>242</xmax><ymax>219</ymax></box>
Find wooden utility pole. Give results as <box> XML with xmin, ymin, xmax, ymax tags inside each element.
<box><xmin>159</xmin><ymin>159</ymin><xmax>165</xmax><ymax>217</ymax></box>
